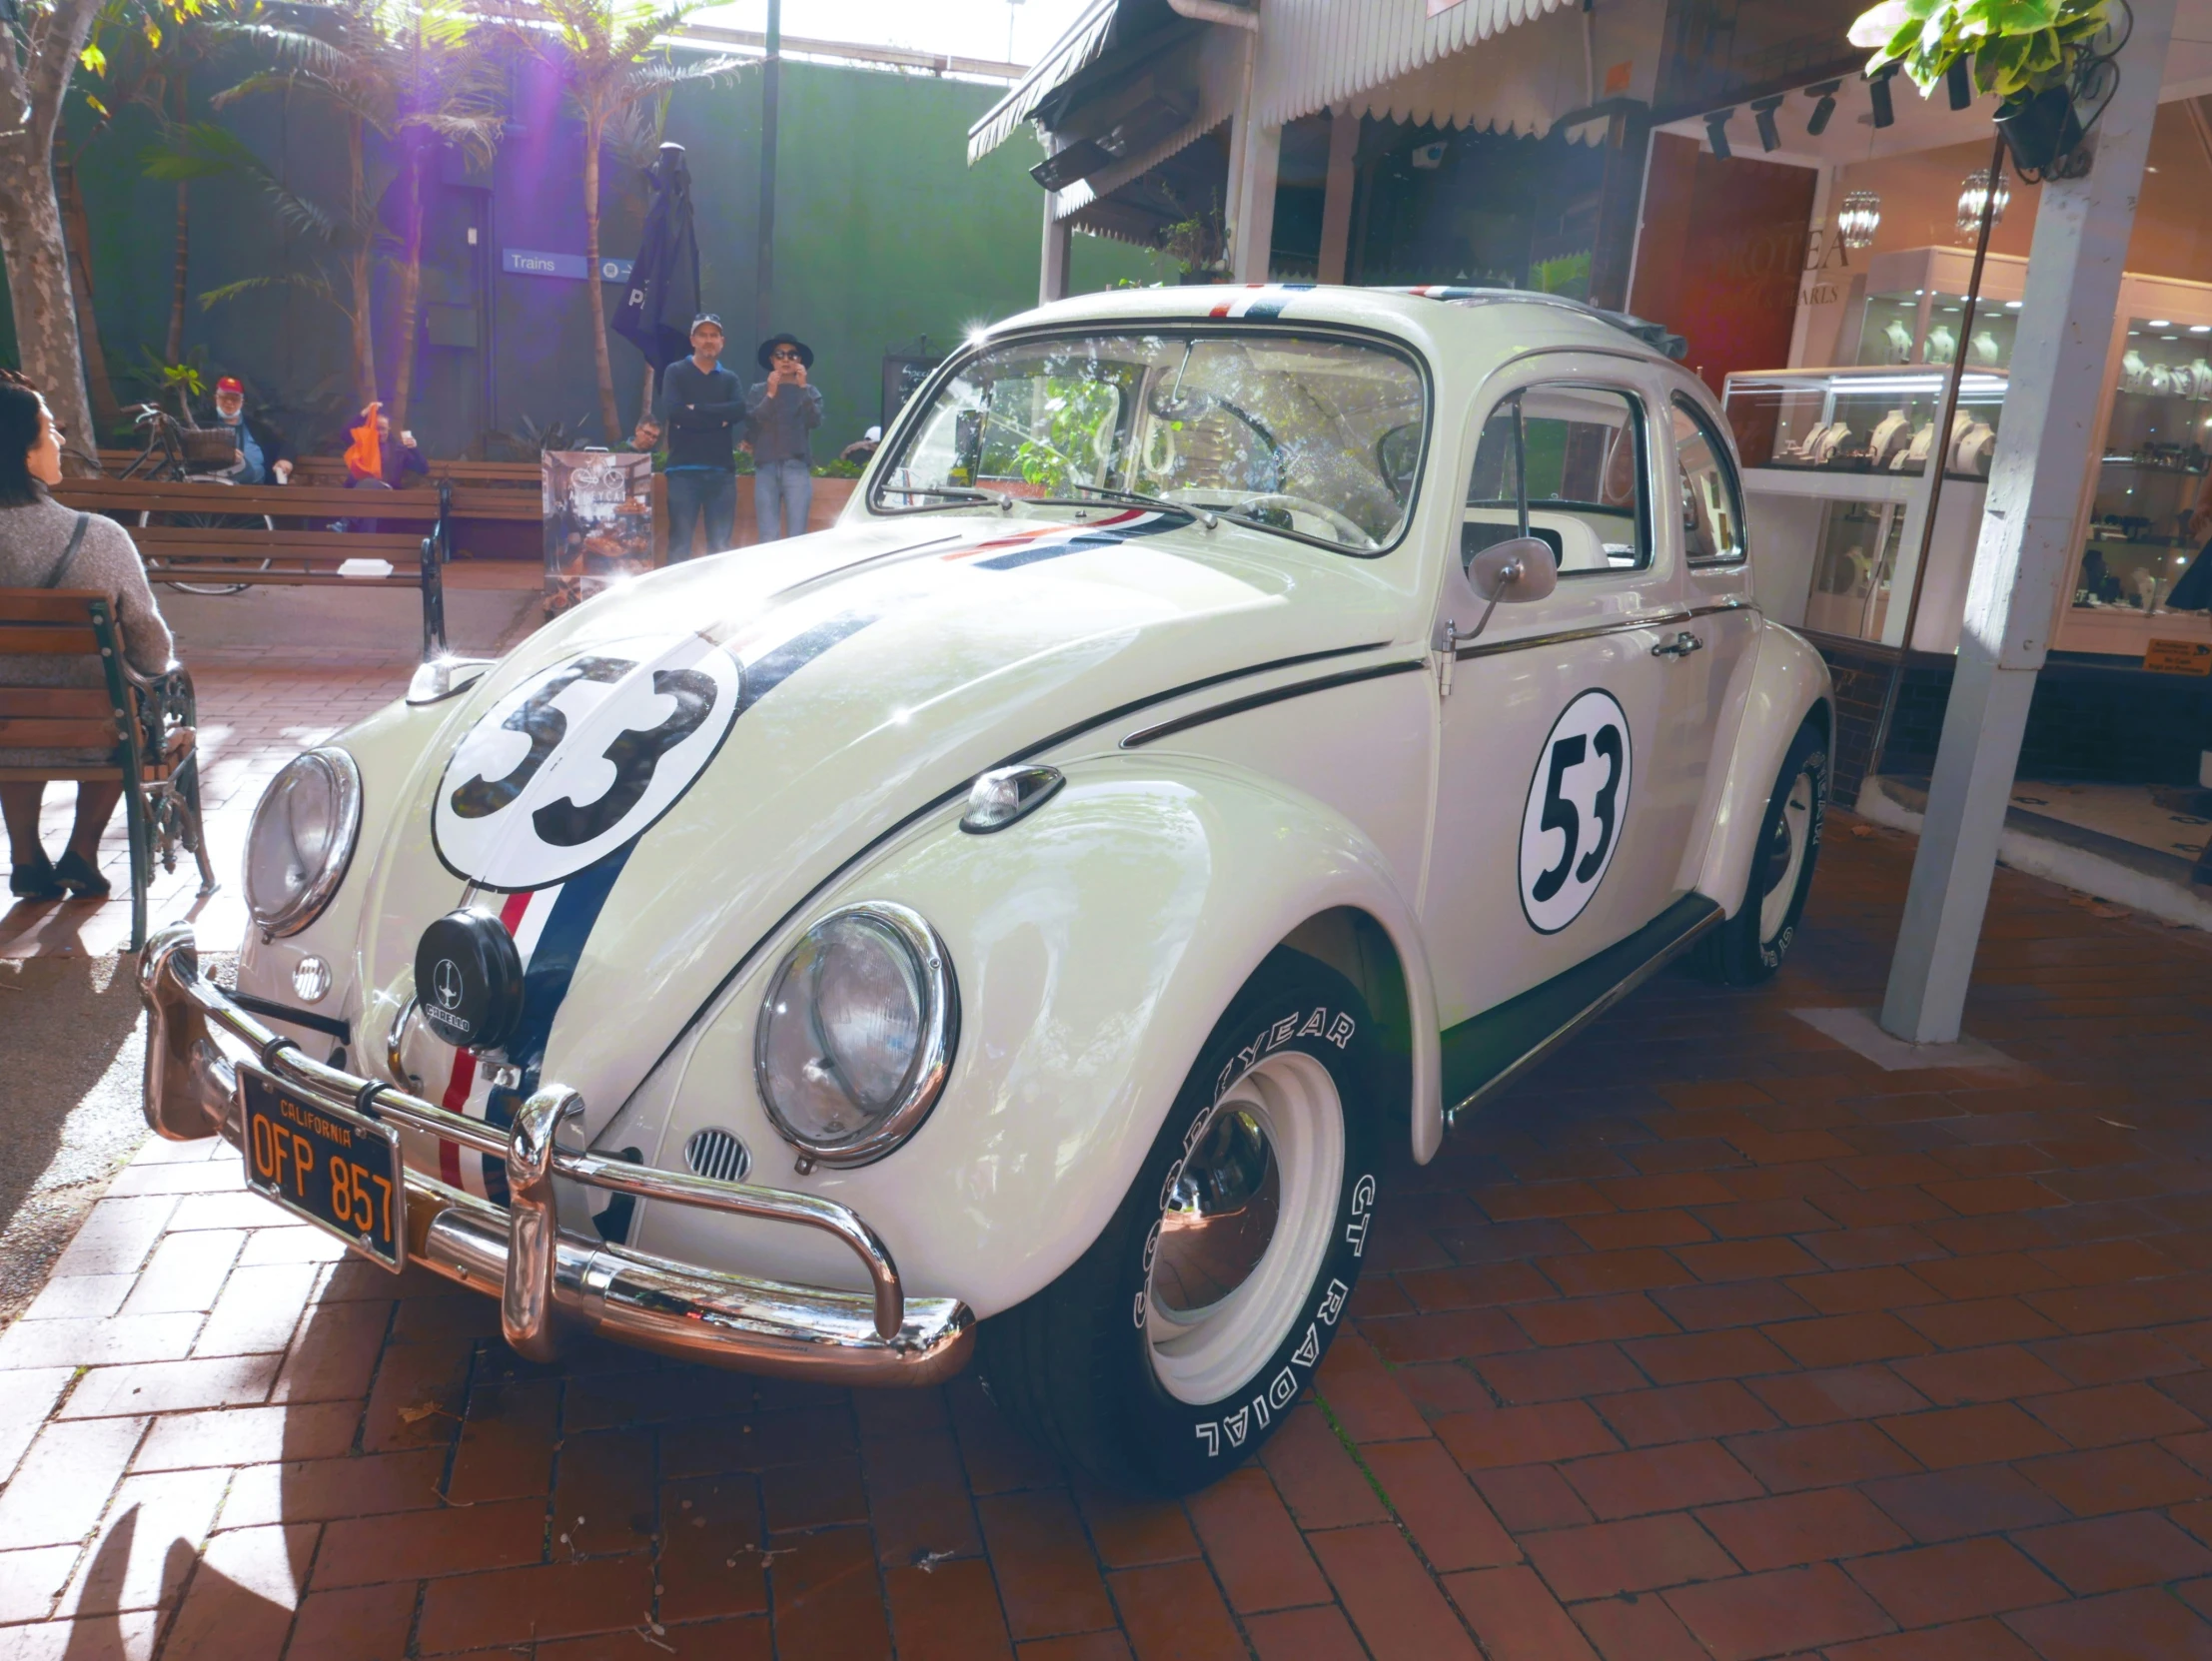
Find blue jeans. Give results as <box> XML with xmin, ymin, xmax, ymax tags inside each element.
<box><xmin>754</xmin><ymin>458</ymin><xmax>812</xmax><ymax>542</ymax></box>
<box><xmin>665</xmin><ymin>469</ymin><xmax>736</xmax><ymax>561</ymax></box>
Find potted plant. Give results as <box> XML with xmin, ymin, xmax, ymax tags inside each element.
<box><xmin>1160</xmin><ymin>190</ymin><xmax>1228</xmax><ymax>283</ymax></box>
<box><xmin>1848</xmin><ymin>0</ymin><xmax>2118</xmax><ymax>177</ymax></box>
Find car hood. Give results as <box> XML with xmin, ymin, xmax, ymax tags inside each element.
<box><xmin>358</xmin><ymin>508</ymin><xmax>1413</xmax><ymax>1136</ymax></box>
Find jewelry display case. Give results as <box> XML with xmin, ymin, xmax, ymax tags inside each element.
<box><xmin>1846</xmin><ymin>248</ymin><xmax>2029</xmax><ymax>371</ymax></box>
<box><xmin>1724</xmin><ymin>363</ymin><xmax>1997</xmax><ymax>655</ymax></box>
<box><xmin>1722</xmin><ymin>366</ymin><xmax>2006</xmax><ymax>480</ymax></box>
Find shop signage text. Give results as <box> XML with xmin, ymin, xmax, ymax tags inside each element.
<box><xmin>2145</xmin><ymin>638</ymin><xmax>2212</xmax><ymax>676</ymax></box>
<box><xmin>1797</xmin><ymin>227</ymin><xmax>1852</xmax><ymax>310</ymax></box>
<box><xmin>503</xmin><ymin>249</ymin><xmax>634</xmax><ymax>284</ymax></box>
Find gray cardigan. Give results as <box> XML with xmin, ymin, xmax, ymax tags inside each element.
<box><xmin>1</xmin><ymin>493</ymin><xmax>174</xmax><ymax>764</ymax></box>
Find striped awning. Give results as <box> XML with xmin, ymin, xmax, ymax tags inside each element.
<box><xmin>1326</xmin><ymin>1</ymin><xmax>1599</xmax><ymax>141</ymax></box>
<box><xmin>968</xmin><ymin>0</ymin><xmax>1121</xmax><ymax>164</ymax></box>
<box><xmin>1252</xmin><ymin>0</ymin><xmax>1577</xmax><ymax>129</ymax></box>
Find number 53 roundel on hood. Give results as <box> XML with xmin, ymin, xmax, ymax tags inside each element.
<box><xmin>434</xmin><ymin>635</ymin><xmax>743</xmax><ymax>891</ymax></box>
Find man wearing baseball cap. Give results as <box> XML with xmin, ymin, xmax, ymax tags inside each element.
<box><xmin>208</xmin><ymin>376</ymin><xmax>290</xmax><ymax>484</ymax></box>
<box><xmin>654</xmin><ymin>313</ymin><xmax>745</xmax><ymax>559</ymax></box>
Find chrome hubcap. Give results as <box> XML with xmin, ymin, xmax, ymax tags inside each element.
<box><xmin>1146</xmin><ymin>1050</ymin><xmax>1344</xmax><ymax>1405</ymax></box>
<box><xmin>1151</xmin><ymin>1110</ymin><xmax>1280</xmax><ymax>1318</ymax></box>
<box><xmin>1759</xmin><ymin>769</ymin><xmax>1815</xmax><ymax>942</ymax></box>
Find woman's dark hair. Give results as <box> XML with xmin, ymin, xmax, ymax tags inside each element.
<box><xmin>0</xmin><ymin>381</ymin><xmax>47</xmax><ymax>508</ymax></box>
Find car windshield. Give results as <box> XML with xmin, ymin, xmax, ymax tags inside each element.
<box><xmin>872</xmin><ymin>329</ymin><xmax>1429</xmax><ymax>553</ymax></box>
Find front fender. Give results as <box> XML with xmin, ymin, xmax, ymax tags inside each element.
<box><xmin>1694</xmin><ymin>620</ymin><xmax>1832</xmax><ymax>914</ymax></box>
<box><xmin>601</xmin><ymin>752</ymin><xmax>1440</xmax><ymax>1320</ymax></box>
<box><xmin>232</xmin><ymin>690</ymin><xmax>467</xmax><ymax>1049</ymax></box>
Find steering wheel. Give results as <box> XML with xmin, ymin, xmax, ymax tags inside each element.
<box><xmin>1233</xmin><ymin>492</ymin><xmax>1379</xmax><ymax>551</ymax></box>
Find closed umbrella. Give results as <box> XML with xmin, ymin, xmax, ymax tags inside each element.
<box><xmin>612</xmin><ymin>143</ymin><xmax>701</xmax><ymax>398</ymax></box>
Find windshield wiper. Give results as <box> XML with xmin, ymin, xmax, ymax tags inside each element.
<box><xmin>1037</xmin><ymin>483</ymin><xmax>1216</xmax><ymax>529</ymax></box>
<box><xmin>875</xmin><ymin>483</ymin><xmax>1012</xmax><ymax>513</ymax></box>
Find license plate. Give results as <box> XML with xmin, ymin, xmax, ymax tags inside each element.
<box><xmin>240</xmin><ymin>1069</ymin><xmax>407</xmax><ymax>1271</ymax></box>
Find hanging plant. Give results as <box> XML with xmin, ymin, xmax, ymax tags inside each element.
<box><xmin>1847</xmin><ymin>0</ymin><xmax>2124</xmax><ymax>177</ymax></box>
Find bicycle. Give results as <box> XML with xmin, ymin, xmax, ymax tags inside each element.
<box><xmin>106</xmin><ymin>405</ymin><xmax>277</xmax><ymax>595</ymax></box>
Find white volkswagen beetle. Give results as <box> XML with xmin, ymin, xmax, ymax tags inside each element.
<box><xmin>142</xmin><ymin>285</ymin><xmax>1830</xmax><ymax>1495</ymax></box>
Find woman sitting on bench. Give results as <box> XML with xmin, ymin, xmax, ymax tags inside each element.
<box><xmin>0</xmin><ymin>377</ymin><xmax>175</xmax><ymax>901</ymax></box>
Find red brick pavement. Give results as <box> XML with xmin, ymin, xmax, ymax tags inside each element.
<box><xmin>7</xmin><ymin>714</ymin><xmax>2212</xmax><ymax>1654</ymax></box>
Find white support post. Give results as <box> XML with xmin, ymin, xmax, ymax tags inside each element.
<box><xmin>1318</xmin><ymin>106</ymin><xmax>1359</xmax><ymax>284</ymax></box>
<box><xmin>1226</xmin><ymin>32</ymin><xmax>1281</xmax><ymax>284</ymax></box>
<box><xmin>1878</xmin><ymin>0</ymin><xmax>2177</xmax><ymax>1045</ymax></box>
<box><xmin>1040</xmin><ymin>192</ymin><xmax>1073</xmax><ymax>306</ymax></box>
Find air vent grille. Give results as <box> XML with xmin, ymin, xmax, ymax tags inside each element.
<box><xmin>683</xmin><ymin>1127</ymin><xmax>751</xmax><ymax>1185</ymax></box>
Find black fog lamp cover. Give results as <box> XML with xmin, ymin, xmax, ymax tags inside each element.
<box><xmin>416</xmin><ymin>907</ymin><xmax>527</xmax><ymax>1051</ymax></box>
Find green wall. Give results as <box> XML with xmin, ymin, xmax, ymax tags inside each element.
<box><xmin>663</xmin><ymin>61</ymin><xmax>1171</xmax><ymax>453</ymax></box>
<box><xmin>10</xmin><ymin>51</ymin><xmax>1172</xmax><ymax>461</ymax></box>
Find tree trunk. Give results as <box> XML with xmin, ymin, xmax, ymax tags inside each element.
<box><xmin>346</xmin><ymin>112</ymin><xmax>377</xmax><ymax>411</ymax></box>
<box><xmin>0</xmin><ymin>0</ymin><xmax>105</xmax><ymax>472</ymax></box>
<box><xmin>54</xmin><ymin>142</ymin><xmax>121</xmax><ymax>435</ymax></box>
<box><xmin>582</xmin><ymin>119</ymin><xmax>619</xmax><ymax>443</ymax></box>
<box><xmin>388</xmin><ymin>138</ymin><xmax>425</xmax><ymax>433</ymax></box>
<box><xmin>165</xmin><ymin>74</ymin><xmax>190</xmax><ymax>368</ymax></box>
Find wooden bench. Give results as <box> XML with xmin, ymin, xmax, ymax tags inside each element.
<box><xmin>288</xmin><ymin>456</ymin><xmax>543</xmax><ymax>491</ymax></box>
<box><xmin>0</xmin><ymin>588</ymin><xmax>214</xmax><ymax>950</ymax></box>
<box><xmin>51</xmin><ymin>475</ymin><xmax>468</xmax><ymax>656</ymax></box>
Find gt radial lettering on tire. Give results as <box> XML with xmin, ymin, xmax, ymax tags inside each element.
<box><xmin>1519</xmin><ymin>687</ymin><xmax>1633</xmax><ymax>934</ymax></box>
<box><xmin>434</xmin><ymin>636</ymin><xmax>742</xmax><ymax>891</ymax></box>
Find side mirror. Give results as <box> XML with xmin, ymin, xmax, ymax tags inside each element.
<box><xmin>1468</xmin><ymin>537</ymin><xmax>1559</xmax><ymax>605</ymax></box>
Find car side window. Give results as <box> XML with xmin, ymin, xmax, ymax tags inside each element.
<box><xmin>1466</xmin><ymin>386</ymin><xmax>1651</xmax><ymax>576</ymax></box>
<box><xmin>1671</xmin><ymin>394</ymin><xmax>1748</xmax><ymax>564</ymax></box>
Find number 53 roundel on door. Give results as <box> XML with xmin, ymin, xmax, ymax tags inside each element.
<box><xmin>1519</xmin><ymin>688</ymin><xmax>1632</xmax><ymax>935</ymax></box>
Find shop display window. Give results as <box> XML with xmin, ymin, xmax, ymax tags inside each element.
<box><xmin>1802</xmin><ymin>497</ymin><xmax>1908</xmax><ymax>642</ymax></box>
<box><xmin>1722</xmin><ymin>365</ymin><xmax>2005</xmax><ymax>479</ymax></box>
<box><xmin>2070</xmin><ymin>316</ymin><xmax>2212</xmax><ymax>619</ymax></box>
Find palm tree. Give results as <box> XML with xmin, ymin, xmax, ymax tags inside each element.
<box><xmin>215</xmin><ymin>0</ymin><xmax>503</xmax><ymax>425</ymax></box>
<box><xmin>523</xmin><ymin>0</ymin><xmax>742</xmax><ymax>442</ymax></box>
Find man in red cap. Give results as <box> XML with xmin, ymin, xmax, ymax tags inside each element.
<box><xmin>209</xmin><ymin>375</ymin><xmax>290</xmax><ymax>484</ymax></box>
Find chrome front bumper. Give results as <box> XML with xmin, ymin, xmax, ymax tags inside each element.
<box><xmin>139</xmin><ymin>925</ymin><xmax>973</xmax><ymax>1385</ymax></box>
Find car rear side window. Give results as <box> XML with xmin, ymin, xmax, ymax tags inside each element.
<box><xmin>1672</xmin><ymin>394</ymin><xmax>1748</xmax><ymax>563</ymax></box>
<box><xmin>1466</xmin><ymin>385</ymin><xmax>1651</xmax><ymax>576</ymax></box>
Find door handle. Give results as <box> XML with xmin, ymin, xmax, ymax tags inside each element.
<box><xmin>1651</xmin><ymin>630</ymin><xmax>1703</xmax><ymax>659</ymax></box>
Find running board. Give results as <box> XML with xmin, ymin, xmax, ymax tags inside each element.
<box><xmin>1441</xmin><ymin>893</ymin><xmax>1723</xmax><ymax>1129</ymax></box>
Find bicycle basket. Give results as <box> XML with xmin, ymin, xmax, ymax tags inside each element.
<box><xmin>180</xmin><ymin>429</ymin><xmax>240</xmax><ymax>467</ymax></box>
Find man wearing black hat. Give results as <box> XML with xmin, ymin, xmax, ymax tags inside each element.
<box><xmin>747</xmin><ymin>332</ymin><xmax>823</xmax><ymax>542</ymax></box>
<box><xmin>655</xmin><ymin>314</ymin><xmax>745</xmax><ymax>559</ymax></box>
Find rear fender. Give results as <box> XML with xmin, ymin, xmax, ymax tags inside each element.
<box><xmin>1693</xmin><ymin>621</ymin><xmax>1832</xmax><ymax>915</ymax></box>
<box><xmin>601</xmin><ymin>753</ymin><xmax>1441</xmax><ymax>1319</ymax></box>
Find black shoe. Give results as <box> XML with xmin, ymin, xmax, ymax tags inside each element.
<box><xmin>52</xmin><ymin>849</ymin><xmax>110</xmax><ymax>899</ymax></box>
<box><xmin>9</xmin><ymin>854</ymin><xmax>60</xmax><ymax>900</ymax></box>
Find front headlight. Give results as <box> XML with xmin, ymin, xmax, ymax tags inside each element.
<box><xmin>754</xmin><ymin>902</ymin><xmax>957</xmax><ymax>1167</ymax></box>
<box><xmin>244</xmin><ymin>747</ymin><xmax>361</xmax><ymax>938</ymax></box>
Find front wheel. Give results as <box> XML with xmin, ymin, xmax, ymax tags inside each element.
<box><xmin>978</xmin><ymin>950</ymin><xmax>1385</xmax><ymax>1495</ymax></box>
<box><xmin>1702</xmin><ymin>719</ymin><xmax>1827</xmax><ymax>985</ymax></box>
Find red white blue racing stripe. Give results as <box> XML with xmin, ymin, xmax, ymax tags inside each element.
<box><xmin>1207</xmin><ymin>285</ymin><xmax>1315</xmax><ymax>321</ymax></box>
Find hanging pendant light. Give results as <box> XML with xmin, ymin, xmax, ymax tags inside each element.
<box><xmin>1837</xmin><ymin>191</ymin><xmax>1881</xmax><ymax>251</ymax></box>
<box><xmin>1956</xmin><ymin>169</ymin><xmax>2010</xmax><ymax>236</ymax></box>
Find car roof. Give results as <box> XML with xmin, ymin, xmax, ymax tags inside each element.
<box><xmin>989</xmin><ymin>283</ymin><xmax>1688</xmax><ymax>386</ymax></box>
